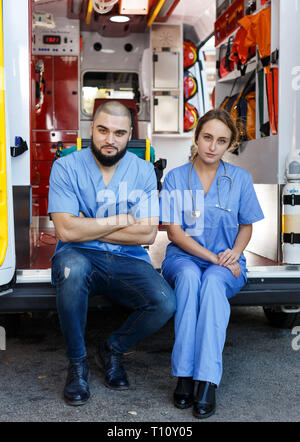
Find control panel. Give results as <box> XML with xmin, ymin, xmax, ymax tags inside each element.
<box><xmin>32</xmin><ymin>17</ymin><xmax>80</xmax><ymax>56</ymax></box>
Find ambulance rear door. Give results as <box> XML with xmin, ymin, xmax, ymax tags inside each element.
<box><xmin>0</xmin><ymin>0</ymin><xmax>15</xmax><ymax>293</ymax></box>
<box><xmin>0</xmin><ymin>0</ymin><xmax>30</xmax><ymax>293</ymax></box>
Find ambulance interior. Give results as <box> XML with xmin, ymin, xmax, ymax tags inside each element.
<box><xmin>21</xmin><ymin>0</ymin><xmax>282</xmax><ymax>274</ymax></box>
<box><xmin>21</xmin><ymin>0</ymin><xmax>215</xmax><ymax>271</ymax></box>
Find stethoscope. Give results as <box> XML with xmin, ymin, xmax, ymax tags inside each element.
<box><xmin>188</xmin><ymin>159</ymin><xmax>233</xmax><ymax>218</ymax></box>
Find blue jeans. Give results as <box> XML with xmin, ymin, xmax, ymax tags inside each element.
<box><xmin>51</xmin><ymin>247</ymin><xmax>176</xmax><ymax>363</ymax></box>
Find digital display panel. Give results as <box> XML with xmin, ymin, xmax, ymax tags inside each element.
<box><xmin>43</xmin><ymin>35</ymin><xmax>61</xmax><ymax>45</ymax></box>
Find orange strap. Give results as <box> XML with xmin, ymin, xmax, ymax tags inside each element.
<box><xmin>266</xmin><ymin>67</ymin><xmax>278</xmax><ymax>135</ymax></box>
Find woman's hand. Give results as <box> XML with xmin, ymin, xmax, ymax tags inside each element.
<box><xmin>222</xmin><ymin>261</ymin><xmax>241</xmax><ymax>278</ymax></box>
<box><xmin>217</xmin><ymin>248</ymin><xmax>240</xmax><ymax>266</ymax></box>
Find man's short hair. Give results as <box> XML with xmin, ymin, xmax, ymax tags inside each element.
<box><xmin>93</xmin><ymin>100</ymin><xmax>132</xmax><ymax>126</ymax></box>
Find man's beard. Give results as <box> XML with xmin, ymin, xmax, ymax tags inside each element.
<box><xmin>91</xmin><ymin>138</ymin><xmax>127</xmax><ymax>167</ymax></box>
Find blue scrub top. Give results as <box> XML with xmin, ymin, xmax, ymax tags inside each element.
<box><xmin>159</xmin><ymin>161</ymin><xmax>264</xmax><ymax>272</ymax></box>
<box><xmin>48</xmin><ymin>148</ymin><xmax>159</xmax><ymax>263</ymax></box>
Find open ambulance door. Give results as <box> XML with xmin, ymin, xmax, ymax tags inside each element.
<box><xmin>0</xmin><ymin>0</ymin><xmax>30</xmax><ymax>294</ymax></box>
<box><xmin>0</xmin><ymin>0</ymin><xmax>15</xmax><ymax>294</ymax></box>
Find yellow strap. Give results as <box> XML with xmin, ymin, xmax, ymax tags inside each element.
<box><xmin>147</xmin><ymin>0</ymin><xmax>166</xmax><ymax>27</ymax></box>
<box><xmin>0</xmin><ymin>0</ymin><xmax>8</xmax><ymax>266</ymax></box>
<box><xmin>86</xmin><ymin>0</ymin><xmax>93</xmax><ymax>25</ymax></box>
<box><xmin>77</xmin><ymin>137</ymin><xmax>82</xmax><ymax>151</ymax></box>
<box><xmin>145</xmin><ymin>138</ymin><xmax>150</xmax><ymax>162</ymax></box>
<box><xmin>282</xmin><ymin>215</ymin><xmax>300</xmax><ymax>233</ymax></box>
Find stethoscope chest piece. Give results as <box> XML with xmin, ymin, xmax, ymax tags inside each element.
<box><xmin>192</xmin><ymin>210</ymin><xmax>201</xmax><ymax>218</ymax></box>
<box><xmin>215</xmin><ymin>204</ymin><xmax>231</xmax><ymax>212</ymax></box>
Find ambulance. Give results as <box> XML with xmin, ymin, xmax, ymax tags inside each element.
<box><xmin>1</xmin><ymin>0</ymin><xmax>300</xmax><ymax>330</ymax></box>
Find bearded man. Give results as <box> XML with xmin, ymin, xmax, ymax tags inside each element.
<box><xmin>48</xmin><ymin>100</ymin><xmax>175</xmax><ymax>406</ymax></box>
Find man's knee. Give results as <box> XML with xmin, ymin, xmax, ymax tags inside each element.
<box><xmin>153</xmin><ymin>282</ymin><xmax>176</xmax><ymax>319</ymax></box>
<box><xmin>52</xmin><ymin>248</ymin><xmax>92</xmax><ymax>287</ymax></box>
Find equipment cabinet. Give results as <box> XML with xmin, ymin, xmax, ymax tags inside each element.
<box><xmin>31</xmin><ymin>55</ymin><xmax>79</xmax><ymax>215</ymax></box>
<box><xmin>214</xmin><ymin>0</ymin><xmax>300</xmax><ymax>264</ymax></box>
<box><xmin>150</xmin><ymin>23</ymin><xmax>183</xmax><ymax>135</ymax></box>
<box><xmin>31</xmin><ymin>55</ymin><xmax>79</xmax><ymax>131</ymax></box>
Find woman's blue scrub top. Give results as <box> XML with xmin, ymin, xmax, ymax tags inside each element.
<box><xmin>48</xmin><ymin>148</ymin><xmax>159</xmax><ymax>263</ymax></box>
<box><xmin>159</xmin><ymin>161</ymin><xmax>264</xmax><ymax>274</ymax></box>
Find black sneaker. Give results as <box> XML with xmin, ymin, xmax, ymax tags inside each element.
<box><xmin>95</xmin><ymin>342</ymin><xmax>129</xmax><ymax>390</ymax></box>
<box><xmin>64</xmin><ymin>359</ymin><xmax>90</xmax><ymax>406</ymax></box>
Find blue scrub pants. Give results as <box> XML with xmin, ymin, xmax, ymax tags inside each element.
<box><xmin>162</xmin><ymin>255</ymin><xmax>246</xmax><ymax>386</ymax></box>
<box><xmin>51</xmin><ymin>247</ymin><xmax>176</xmax><ymax>363</ymax></box>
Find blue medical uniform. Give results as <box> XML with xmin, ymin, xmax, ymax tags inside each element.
<box><xmin>47</xmin><ymin>148</ymin><xmax>176</xmax><ymax>362</ymax></box>
<box><xmin>160</xmin><ymin>161</ymin><xmax>264</xmax><ymax>386</ymax></box>
<box><xmin>48</xmin><ymin>147</ymin><xmax>159</xmax><ymax>263</ymax></box>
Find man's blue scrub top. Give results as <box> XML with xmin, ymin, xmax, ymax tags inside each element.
<box><xmin>159</xmin><ymin>161</ymin><xmax>264</xmax><ymax>275</ymax></box>
<box><xmin>48</xmin><ymin>148</ymin><xmax>159</xmax><ymax>263</ymax></box>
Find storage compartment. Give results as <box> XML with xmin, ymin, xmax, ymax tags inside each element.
<box><xmin>153</xmin><ymin>51</ymin><xmax>179</xmax><ymax>89</ymax></box>
<box><xmin>31</xmin><ymin>53</ymin><xmax>79</xmax><ymax>216</ymax></box>
<box><xmin>53</xmin><ymin>56</ymin><xmax>79</xmax><ymax>130</ymax></box>
<box><xmin>214</xmin><ymin>0</ymin><xmax>244</xmax><ymax>46</ymax></box>
<box><xmin>153</xmin><ymin>93</ymin><xmax>180</xmax><ymax>133</ymax></box>
<box><xmin>32</xmin><ymin>55</ymin><xmax>79</xmax><ymax>131</ymax></box>
<box><xmin>150</xmin><ymin>23</ymin><xmax>183</xmax><ymax>135</ymax></box>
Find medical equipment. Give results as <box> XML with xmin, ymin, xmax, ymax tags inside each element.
<box><xmin>189</xmin><ymin>159</ymin><xmax>232</xmax><ymax>218</ymax></box>
<box><xmin>92</xmin><ymin>0</ymin><xmax>119</xmax><ymax>14</ymax></box>
<box><xmin>184</xmin><ymin>102</ymin><xmax>198</xmax><ymax>132</ymax></box>
<box><xmin>282</xmin><ymin>149</ymin><xmax>300</xmax><ymax>264</ymax></box>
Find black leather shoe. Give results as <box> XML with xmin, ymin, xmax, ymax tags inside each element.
<box><xmin>64</xmin><ymin>359</ymin><xmax>90</xmax><ymax>406</ymax></box>
<box><xmin>193</xmin><ymin>381</ymin><xmax>216</xmax><ymax>419</ymax></box>
<box><xmin>173</xmin><ymin>377</ymin><xmax>194</xmax><ymax>409</ymax></box>
<box><xmin>95</xmin><ymin>341</ymin><xmax>129</xmax><ymax>390</ymax></box>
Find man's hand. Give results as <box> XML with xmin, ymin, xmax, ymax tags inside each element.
<box><xmin>79</xmin><ymin>211</ymin><xmax>136</xmax><ymax>226</ymax></box>
<box><xmin>50</xmin><ymin>211</ymin><xmax>135</xmax><ymax>243</ymax></box>
<box><xmin>98</xmin><ymin>216</ymin><xmax>158</xmax><ymax>245</ymax></box>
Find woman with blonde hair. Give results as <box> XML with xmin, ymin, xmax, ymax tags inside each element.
<box><xmin>160</xmin><ymin>108</ymin><xmax>264</xmax><ymax>418</ymax></box>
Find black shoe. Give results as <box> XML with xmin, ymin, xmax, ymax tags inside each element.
<box><xmin>173</xmin><ymin>377</ymin><xmax>194</xmax><ymax>409</ymax></box>
<box><xmin>95</xmin><ymin>341</ymin><xmax>129</xmax><ymax>390</ymax></box>
<box><xmin>64</xmin><ymin>359</ymin><xmax>90</xmax><ymax>406</ymax></box>
<box><xmin>193</xmin><ymin>381</ymin><xmax>216</xmax><ymax>419</ymax></box>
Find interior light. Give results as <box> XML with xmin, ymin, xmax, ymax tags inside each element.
<box><xmin>109</xmin><ymin>15</ymin><xmax>130</xmax><ymax>23</ymax></box>
<box><xmin>101</xmin><ymin>49</ymin><xmax>116</xmax><ymax>54</ymax></box>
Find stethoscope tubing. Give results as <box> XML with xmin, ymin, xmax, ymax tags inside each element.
<box><xmin>189</xmin><ymin>159</ymin><xmax>233</xmax><ymax>217</ymax></box>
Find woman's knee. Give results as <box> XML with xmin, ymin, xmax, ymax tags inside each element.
<box><xmin>173</xmin><ymin>268</ymin><xmax>201</xmax><ymax>300</ymax></box>
<box><xmin>201</xmin><ymin>265</ymin><xmax>244</xmax><ymax>300</ymax></box>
